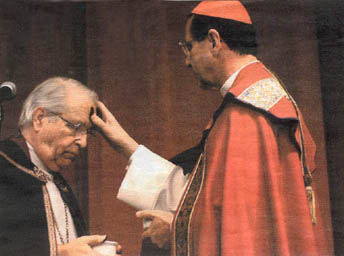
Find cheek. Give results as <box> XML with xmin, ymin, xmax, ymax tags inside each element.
<box><xmin>53</xmin><ymin>139</ymin><xmax>78</xmax><ymax>166</ymax></box>
<box><xmin>191</xmin><ymin>53</ymin><xmax>209</xmax><ymax>73</ymax></box>
<box><xmin>54</xmin><ymin>138</ymin><xmax>76</xmax><ymax>155</ymax></box>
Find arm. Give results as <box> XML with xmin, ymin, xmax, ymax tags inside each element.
<box><xmin>91</xmin><ymin>101</ymin><xmax>189</xmax><ymax>211</ymax></box>
<box><xmin>91</xmin><ymin>101</ymin><xmax>189</xmax><ymax>250</ymax></box>
<box><xmin>117</xmin><ymin>145</ymin><xmax>189</xmax><ymax>211</ymax></box>
<box><xmin>90</xmin><ymin>101</ymin><xmax>139</xmax><ymax>158</ymax></box>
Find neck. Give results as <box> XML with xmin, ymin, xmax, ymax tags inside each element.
<box><xmin>21</xmin><ymin>127</ymin><xmax>57</xmax><ymax>172</ymax></box>
<box><xmin>21</xmin><ymin>128</ymin><xmax>34</xmax><ymax>146</ymax></box>
<box><xmin>219</xmin><ymin>54</ymin><xmax>257</xmax><ymax>85</ymax></box>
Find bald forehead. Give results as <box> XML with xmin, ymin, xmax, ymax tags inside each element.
<box><xmin>64</xmin><ymin>86</ymin><xmax>95</xmax><ymax>117</ymax></box>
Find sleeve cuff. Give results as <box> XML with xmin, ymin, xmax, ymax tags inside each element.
<box><xmin>117</xmin><ymin>145</ymin><xmax>177</xmax><ymax>210</ymax></box>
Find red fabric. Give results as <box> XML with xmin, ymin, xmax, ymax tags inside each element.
<box><xmin>192</xmin><ymin>1</ymin><xmax>252</xmax><ymax>24</ymax></box>
<box><xmin>176</xmin><ymin>62</ymin><xmax>331</xmax><ymax>255</ymax></box>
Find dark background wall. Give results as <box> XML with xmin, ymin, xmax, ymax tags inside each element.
<box><xmin>0</xmin><ymin>2</ymin><xmax>90</xmax><ymax>218</ymax></box>
<box><xmin>0</xmin><ymin>1</ymin><xmax>341</xmax><ymax>255</ymax></box>
<box><xmin>315</xmin><ymin>0</ymin><xmax>344</xmax><ymax>255</ymax></box>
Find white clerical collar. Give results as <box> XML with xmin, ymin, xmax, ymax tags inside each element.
<box><xmin>220</xmin><ymin>60</ymin><xmax>260</xmax><ymax>97</ymax></box>
<box><xmin>26</xmin><ymin>141</ymin><xmax>52</xmax><ymax>180</ymax></box>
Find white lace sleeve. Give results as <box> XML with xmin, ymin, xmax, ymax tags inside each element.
<box><xmin>117</xmin><ymin>145</ymin><xmax>189</xmax><ymax>212</ymax></box>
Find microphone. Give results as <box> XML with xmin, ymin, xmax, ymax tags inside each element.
<box><xmin>0</xmin><ymin>82</ymin><xmax>16</xmax><ymax>101</ymax></box>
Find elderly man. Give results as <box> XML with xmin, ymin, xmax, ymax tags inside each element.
<box><xmin>92</xmin><ymin>1</ymin><xmax>332</xmax><ymax>256</ymax></box>
<box><xmin>0</xmin><ymin>77</ymin><xmax>107</xmax><ymax>256</ymax></box>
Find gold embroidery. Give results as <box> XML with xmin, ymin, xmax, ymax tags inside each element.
<box><xmin>174</xmin><ymin>153</ymin><xmax>205</xmax><ymax>256</ymax></box>
<box><xmin>238</xmin><ymin>78</ymin><xmax>287</xmax><ymax>111</ymax></box>
<box><xmin>237</xmin><ymin>75</ymin><xmax>316</xmax><ymax>223</ymax></box>
<box><xmin>0</xmin><ymin>151</ymin><xmax>49</xmax><ymax>183</ymax></box>
<box><xmin>43</xmin><ymin>185</ymin><xmax>58</xmax><ymax>256</ymax></box>
<box><xmin>264</xmin><ymin>70</ymin><xmax>317</xmax><ymax>224</ymax></box>
<box><xmin>0</xmin><ymin>150</ymin><xmax>58</xmax><ymax>254</ymax></box>
<box><xmin>188</xmin><ymin>151</ymin><xmax>206</xmax><ymax>256</ymax></box>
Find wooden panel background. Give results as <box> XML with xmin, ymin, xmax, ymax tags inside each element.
<box><xmin>0</xmin><ymin>0</ymin><xmax>341</xmax><ymax>255</ymax></box>
<box><xmin>86</xmin><ymin>3</ymin><xmax>220</xmax><ymax>254</ymax></box>
<box><xmin>0</xmin><ymin>2</ymin><xmax>90</xmax><ymax>216</ymax></box>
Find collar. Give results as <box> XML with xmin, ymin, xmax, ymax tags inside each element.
<box><xmin>220</xmin><ymin>60</ymin><xmax>260</xmax><ymax>97</ymax></box>
<box><xmin>0</xmin><ymin>137</ymin><xmax>50</xmax><ymax>183</ymax></box>
<box><xmin>26</xmin><ymin>141</ymin><xmax>53</xmax><ymax>180</ymax></box>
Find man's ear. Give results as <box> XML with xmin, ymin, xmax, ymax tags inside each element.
<box><xmin>207</xmin><ymin>29</ymin><xmax>222</xmax><ymax>54</ymax></box>
<box><xmin>32</xmin><ymin>107</ymin><xmax>47</xmax><ymax>132</ymax></box>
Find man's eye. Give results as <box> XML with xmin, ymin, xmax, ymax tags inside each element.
<box><xmin>66</xmin><ymin>123</ymin><xmax>77</xmax><ymax>130</ymax></box>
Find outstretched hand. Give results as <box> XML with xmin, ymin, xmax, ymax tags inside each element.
<box><xmin>136</xmin><ymin>210</ymin><xmax>174</xmax><ymax>249</ymax></box>
<box><xmin>90</xmin><ymin>101</ymin><xmax>139</xmax><ymax>158</ymax></box>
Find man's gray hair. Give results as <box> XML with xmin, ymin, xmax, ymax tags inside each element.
<box><xmin>18</xmin><ymin>77</ymin><xmax>98</xmax><ymax>129</ymax></box>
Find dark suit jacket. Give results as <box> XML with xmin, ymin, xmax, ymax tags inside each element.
<box><xmin>0</xmin><ymin>137</ymin><xmax>87</xmax><ymax>255</ymax></box>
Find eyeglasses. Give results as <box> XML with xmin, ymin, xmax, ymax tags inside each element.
<box><xmin>49</xmin><ymin>111</ymin><xmax>95</xmax><ymax>137</ymax></box>
<box><xmin>178</xmin><ymin>40</ymin><xmax>193</xmax><ymax>57</ymax></box>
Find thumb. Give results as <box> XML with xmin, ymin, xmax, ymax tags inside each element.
<box><xmin>78</xmin><ymin>235</ymin><xmax>107</xmax><ymax>246</ymax></box>
<box><xmin>137</xmin><ymin>210</ymin><xmax>174</xmax><ymax>224</ymax></box>
<box><xmin>136</xmin><ymin>210</ymin><xmax>158</xmax><ymax>220</ymax></box>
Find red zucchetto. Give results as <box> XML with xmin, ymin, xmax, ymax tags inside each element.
<box><xmin>192</xmin><ymin>1</ymin><xmax>252</xmax><ymax>24</ymax></box>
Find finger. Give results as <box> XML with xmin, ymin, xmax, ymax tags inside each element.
<box><xmin>90</xmin><ymin>102</ymin><xmax>107</xmax><ymax>126</ymax></box>
<box><xmin>95</xmin><ymin>101</ymin><xmax>114</xmax><ymax>121</ymax></box>
<box><xmin>78</xmin><ymin>235</ymin><xmax>107</xmax><ymax>246</ymax></box>
<box><xmin>136</xmin><ymin>210</ymin><xmax>161</xmax><ymax>219</ymax></box>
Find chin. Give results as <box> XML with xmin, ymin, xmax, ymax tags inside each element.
<box><xmin>55</xmin><ymin>159</ymin><xmax>74</xmax><ymax>170</ymax></box>
<box><xmin>62</xmin><ymin>158</ymin><xmax>74</xmax><ymax>166</ymax></box>
<box><xmin>48</xmin><ymin>164</ymin><xmax>61</xmax><ymax>172</ymax></box>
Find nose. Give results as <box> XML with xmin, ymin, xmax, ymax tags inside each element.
<box><xmin>75</xmin><ymin>133</ymin><xmax>88</xmax><ymax>149</ymax></box>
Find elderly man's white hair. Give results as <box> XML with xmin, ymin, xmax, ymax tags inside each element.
<box><xmin>18</xmin><ymin>77</ymin><xmax>98</xmax><ymax>129</ymax></box>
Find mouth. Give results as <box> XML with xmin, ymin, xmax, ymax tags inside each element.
<box><xmin>63</xmin><ymin>151</ymin><xmax>78</xmax><ymax>160</ymax></box>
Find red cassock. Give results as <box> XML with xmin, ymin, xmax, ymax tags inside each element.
<box><xmin>171</xmin><ymin>62</ymin><xmax>333</xmax><ymax>256</ymax></box>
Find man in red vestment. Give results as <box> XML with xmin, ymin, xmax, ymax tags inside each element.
<box><xmin>92</xmin><ymin>1</ymin><xmax>333</xmax><ymax>255</ymax></box>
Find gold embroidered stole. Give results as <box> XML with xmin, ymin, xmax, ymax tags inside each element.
<box><xmin>0</xmin><ymin>150</ymin><xmax>58</xmax><ymax>256</ymax></box>
<box><xmin>237</xmin><ymin>73</ymin><xmax>316</xmax><ymax>224</ymax></box>
<box><xmin>173</xmin><ymin>153</ymin><xmax>205</xmax><ymax>256</ymax></box>
<box><xmin>172</xmin><ymin>72</ymin><xmax>315</xmax><ymax>255</ymax></box>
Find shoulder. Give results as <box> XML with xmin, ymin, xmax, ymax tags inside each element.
<box><xmin>220</xmin><ymin>91</ymin><xmax>296</xmax><ymax>129</ymax></box>
<box><xmin>238</xmin><ymin>77</ymin><xmax>286</xmax><ymax>111</ymax></box>
<box><xmin>209</xmin><ymin>97</ymin><xmax>297</xmax><ymax>153</ymax></box>
<box><xmin>0</xmin><ymin>138</ymin><xmax>33</xmax><ymax>169</ymax></box>
<box><xmin>217</xmin><ymin>101</ymin><xmax>279</xmax><ymax>136</ymax></box>
<box><xmin>229</xmin><ymin>62</ymin><xmax>298</xmax><ymax>120</ymax></box>
<box><xmin>239</xmin><ymin>78</ymin><xmax>297</xmax><ymax>119</ymax></box>
<box><xmin>0</xmin><ymin>139</ymin><xmax>43</xmax><ymax>189</ymax></box>
<box><xmin>0</xmin><ymin>141</ymin><xmax>49</xmax><ymax>255</ymax></box>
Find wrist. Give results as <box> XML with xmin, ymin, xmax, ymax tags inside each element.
<box><xmin>109</xmin><ymin>134</ymin><xmax>139</xmax><ymax>158</ymax></box>
<box><xmin>122</xmin><ymin>138</ymin><xmax>139</xmax><ymax>158</ymax></box>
